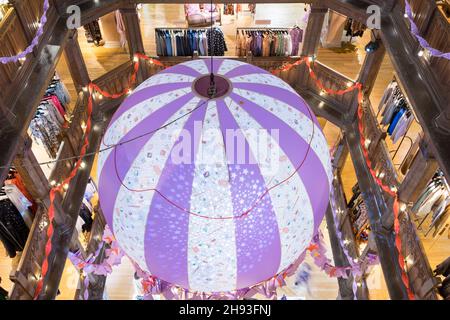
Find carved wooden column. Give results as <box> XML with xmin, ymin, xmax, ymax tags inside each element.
<box><xmin>328</xmin><ymin>139</ymin><xmax>370</xmax><ymax>300</ymax></box>
<box><xmin>301</xmin><ymin>4</ymin><xmax>327</xmax><ymax>57</ymax></box>
<box><xmin>345</xmin><ymin>124</ymin><xmax>411</xmax><ymax>300</ymax></box>
<box><xmin>64</xmin><ymin>29</ymin><xmax>91</xmax><ymax>93</ymax></box>
<box><xmin>119</xmin><ymin>4</ymin><xmax>148</xmax><ymax>82</ymax></box>
<box><xmin>74</xmin><ymin>207</ymin><xmax>107</xmax><ymax>300</ymax></box>
<box><xmin>357</xmin><ymin>30</ymin><xmax>386</xmax><ymax>97</ymax></box>
<box><xmin>399</xmin><ymin>137</ymin><xmax>438</xmax><ymax>204</ymax></box>
<box><xmin>37</xmin><ymin>104</ymin><xmax>111</xmax><ymax>300</ymax></box>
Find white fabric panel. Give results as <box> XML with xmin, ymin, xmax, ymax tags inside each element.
<box><xmin>232</xmin><ymin>88</ymin><xmax>333</xmax><ymax>184</ymax></box>
<box><xmin>110</xmin><ymin>97</ymin><xmax>201</xmax><ymax>268</ymax></box>
<box><xmin>98</xmin><ymin>88</ymin><xmax>192</xmax><ymax>177</ymax></box>
<box><xmin>230</xmin><ymin>73</ymin><xmax>298</xmax><ymax>94</ymax></box>
<box><xmin>183</xmin><ymin>59</ymin><xmax>209</xmax><ymax>75</ymax></box>
<box><xmin>188</xmin><ymin>102</ymin><xmax>238</xmax><ymax>292</ymax></box>
<box><xmin>225</xmin><ymin>97</ymin><xmax>314</xmax><ymax>273</ymax></box>
<box><xmin>217</xmin><ymin>59</ymin><xmax>248</xmax><ymax>75</ymax></box>
<box><xmin>133</xmin><ymin>73</ymin><xmax>196</xmax><ymax>93</ymax></box>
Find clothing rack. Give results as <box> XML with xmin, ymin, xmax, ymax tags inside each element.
<box><xmin>378</xmin><ymin>77</ymin><xmax>421</xmax><ymax>165</ymax></box>
<box><xmin>155</xmin><ymin>27</ymin><xmax>227</xmax><ymax>57</ymax></box>
<box><xmin>236</xmin><ymin>26</ymin><xmax>303</xmax><ymax>57</ymax></box>
<box><xmin>413</xmin><ymin>170</ymin><xmax>450</xmax><ymax>237</ymax></box>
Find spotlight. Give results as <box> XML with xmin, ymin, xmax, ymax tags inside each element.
<box><xmin>365</xmin><ymin>41</ymin><xmax>380</xmax><ymax>53</ymax></box>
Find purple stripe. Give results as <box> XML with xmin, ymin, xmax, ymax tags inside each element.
<box><xmin>207</xmin><ymin>58</ymin><xmax>225</xmax><ymax>74</ymax></box>
<box><xmin>110</xmin><ymin>83</ymin><xmax>192</xmax><ymax>124</ymax></box>
<box><xmin>216</xmin><ymin>99</ymin><xmax>281</xmax><ymax>289</ymax></box>
<box><xmin>230</xmin><ymin>92</ymin><xmax>330</xmax><ymax>231</ymax></box>
<box><xmin>98</xmin><ymin>93</ymin><xmax>196</xmax><ymax>235</ymax></box>
<box><xmin>144</xmin><ymin>100</ymin><xmax>207</xmax><ymax>289</ymax></box>
<box><xmin>223</xmin><ymin>64</ymin><xmax>269</xmax><ymax>78</ymax></box>
<box><xmin>232</xmin><ymin>82</ymin><xmax>321</xmax><ymax>128</ymax></box>
<box><xmin>161</xmin><ymin>65</ymin><xmax>202</xmax><ymax>77</ymax></box>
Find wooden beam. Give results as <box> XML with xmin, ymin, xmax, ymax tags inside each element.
<box><xmin>0</xmin><ymin>18</ymin><xmax>70</xmax><ymax>185</ymax></box>
<box><xmin>380</xmin><ymin>4</ymin><xmax>450</xmax><ymax>183</ymax></box>
<box><xmin>74</xmin><ymin>207</ymin><xmax>107</xmax><ymax>300</ymax></box>
<box><xmin>120</xmin><ymin>4</ymin><xmax>149</xmax><ymax>81</ymax></box>
<box><xmin>64</xmin><ymin>29</ymin><xmax>91</xmax><ymax>92</ymax></box>
<box><xmin>37</xmin><ymin>106</ymin><xmax>112</xmax><ymax>300</ymax></box>
<box><xmin>398</xmin><ymin>137</ymin><xmax>439</xmax><ymax>204</ymax></box>
<box><xmin>344</xmin><ymin>122</ymin><xmax>411</xmax><ymax>300</ymax></box>
<box><xmin>301</xmin><ymin>3</ymin><xmax>327</xmax><ymax>57</ymax></box>
<box><xmin>356</xmin><ymin>30</ymin><xmax>386</xmax><ymax>97</ymax></box>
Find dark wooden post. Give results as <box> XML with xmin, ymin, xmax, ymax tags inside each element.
<box><xmin>120</xmin><ymin>4</ymin><xmax>148</xmax><ymax>82</ymax></box>
<box><xmin>345</xmin><ymin>123</ymin><xmax>411</xmax><ymax>300</ymax></box>
<box><xmin>301</xmin><ymin>4</ymin><xmax>327</xmax><ymax>57</ymax></box>
<box><xmin>64</xmin><ymin>29</ymin><xmax>91</xmax><ymax>93</ymax></box>
<box><xmin>399</xmin><ymin>137</ymin><xmax>438</xmax><ymax>204</ymax></box>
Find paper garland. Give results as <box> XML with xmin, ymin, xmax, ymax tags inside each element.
<box><xmin>68</xmin><ymin>226</ymin><xmax>125</xmax><ymax>300</ymax></box>
<box><xmin>0</xmin><ymin>0</ymin><xmax>50</xmax><ymax>64</ymax></box>
<box><xmin>404</xmin><ymin>0</ymin><xmax>450</xmax><ymax>60</ymax></box>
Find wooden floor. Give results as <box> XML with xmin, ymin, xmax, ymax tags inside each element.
<box><xmin>1</xmin><ymin>3</ymin><xmax>448</xmax><ymax>300</ymax></box>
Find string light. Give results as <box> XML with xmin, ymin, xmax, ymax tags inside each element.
<box><xmin>418</xmin><ymin>49</ymin><xmax>424</xmax><ymax>57</ymax></box>
<box><xmin>80</xmin><ymin>161</ymin><xmax>87</xmax><ymax>169</ymax></box>
<box><xmin>400</xmin><ymin>203</ymin><xmax>407</xmax><ymax>212</ymax></box>
<box><xmin>404</xmin><ymin>13</ymin><xmax>409</xmax><ymax>18</ymax></box>
<box><xmin>364</xmin><ymin>139</ymin><xmax>371</xmax><ymax>148</ymax></box>
<box><xmin>63</xmin><ymin>183</ymin><xmax>69</xmax><ymax>191</ymax></box>
<box><xmin>50</xmin><ymin>180</ymin><xmax>56</xmax><ymax>186</ymax></box>
<box><xmin>346</xmin><ymin>81</ymin><xmax>353</xmax><ymax>88</ymax></box>
<box><xmin>133</xmin><ymin>56</ymin><xmax>139</xmax><ymax>63</ymax></box>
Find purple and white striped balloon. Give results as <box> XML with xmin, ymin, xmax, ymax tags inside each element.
<box><xmin>98</xmin><ymin>59</ymin><xmax>332</xmax><ymax>292</ymax></box>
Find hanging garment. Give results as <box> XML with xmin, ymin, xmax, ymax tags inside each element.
<box><xmin>224</xmin><ymin>4</ymin><xmax>235</xmax><ymax>15</ymax></box>
<box><xmin>322</xmin><ymin>11</ymin><xmax>347</xmax><ymax>48</ymax></box>
<box><xmin>387</xmin><ymin>108</ymin><xmax>406</xmax><ymax>136</ymax></box>
<box><xmin>83</xmin><ymin>20</ymin><xmax>103</xmax><ymax>44</ymax></box>
<box><xmin>115</xmin><ymin>10</ymin><xmax>127</xmax><ymax>48</ymax></box>
<box><xmin>207</xmin><ymin>28</ymin><xmax>228</xmax><ymax>56</ymax></box>
<box><xmin>0</xmin><ymin>199</ymin><xmax>30</xmax><ymax>258</ymax></box>
<box><xmin>391</xmin><ymin>111</ymin><xmax>413</xmax><ymax>143</ymax></box>
<box><xmin>290</xmin><ymin>27</ymin><xmax>303</xmax><ymax>56</ymax></box>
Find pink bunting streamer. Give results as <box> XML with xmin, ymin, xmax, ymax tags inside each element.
<box><xmin>404</xmin><ymin>0</ymin><xmax>450</xmax><ymax>60</ymax></box>
<box><xmin>68</xmin><ymin>225</ymin><xmax>125</xmax><ymax>300</ymax></box>
<box><xmin>0</xmin><ymin>0</ymin><xmax>50</xmax><ymax>64</ymax></box>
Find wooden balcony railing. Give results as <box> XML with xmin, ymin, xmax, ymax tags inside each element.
<box><xmin>358</xmin><ymin>98</ymin><xmax>438</xmax><ymax>299</ymax></box>
<box><xmin>405</xmin><ymin>0</ymin><xmax>450</xmax><ymax>102</ymax></box>
<box><xmin>0</xmin><ymin>0</ymin><xmax>58</xmax><ymax>113</ymax></box>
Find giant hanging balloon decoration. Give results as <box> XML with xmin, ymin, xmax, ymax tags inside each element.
<box><xmin>97</xmin><ymin>59</ymin><xmax>333</xmax><ymax>293</ymax></box>
<box><xmin>32</xmin><ymin>53</ymin><xmax>414</xmax><ymax>300</ymax></box>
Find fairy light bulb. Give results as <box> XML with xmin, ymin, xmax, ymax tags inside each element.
<box><xmin>63</xmin><ymin>183</ymin><xmax>69</xmax><ymax>191</ymax></box>
<box><xmin>404</xmin><ymin>13</ymin><xmax>408</xmax><ymax>18</ymax></box>
<box><xmin>346</xmin><ymin>81</ymin><xmax>353</xmax><ymax>88</ymax></box>
<box><xmin>418</xmin><ymin>49</ymin><xmax>424</xmax><ymax>57</ymax></box>
<box><xmin>80</xmin><ymin>161</ymin><xmax>87</xmax><ymax>169</ymax></box>
<box><xmin>400</xmin><ymin>203</ymin><xmax>407</xmax><ymax>212</ymax></box>
<box><xmin>320</xmin><ymin>91</ymin><xmax>326</xmax><ymax>96</ymax></box>
<box><xmin>364</xmin><ymin>139</ymin><xmax>371</xmax><ymax>148</ymax></box>
<box><xmin>133</xmin><ymin>56</ymin><xmax>139</xmax><ymax>63</ymax></box>
<box><xmin>50</xmin><ymin>180</ymin><xmax>57</xmax><ymax>186</ymax></box>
